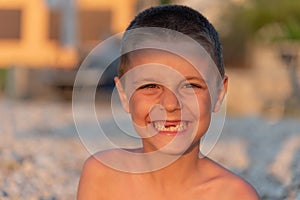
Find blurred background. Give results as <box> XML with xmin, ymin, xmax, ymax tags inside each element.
<box><xmin>0</xmin><ymin>0</ymin><xmax>299</xmax><ymax>199</ymax></box>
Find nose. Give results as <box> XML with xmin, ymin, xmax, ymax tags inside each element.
<box><xmin>160</xmin><ymin>88</ymin><xmax>181</xmax><ymax>112</ymax></box>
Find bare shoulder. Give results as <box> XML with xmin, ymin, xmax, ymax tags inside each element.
<box><xmin>80</xmin><ymin>149</ymin><xmax>120</xmax><ymax>176</ymax></box>
<box><xmin>77</xmin><ymin>149</ymin><xmax>124</xmax><ymax>200</ymax></box>
<box><xmin>202</xmin><ymin>157</ymin><xmax>260</xmax><ymax>200</ymax></box>
<box><xmin>219</xmin><ymin>172</ymin><xmax>260</xmax><ymax>200</ymax></box>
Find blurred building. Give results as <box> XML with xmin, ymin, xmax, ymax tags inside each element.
<box><xmin>0</xmin><ymin>0</ymin><xmax>136</xmax><ymax>69</ymax></box>
<box><xmin>0</xmin><ymin>0</ymin><xmax>138</xmax><ymax>98</ymax></box>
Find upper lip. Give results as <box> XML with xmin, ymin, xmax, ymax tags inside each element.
<box><xmin>150</xmin><ymin>120</ymin><xmax>190</xmax><ymax>125</ymax></box>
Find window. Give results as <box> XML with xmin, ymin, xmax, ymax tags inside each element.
<box><xmin>0</xmin><ymin>9</ymin><xmax>22</xmax><ymax>39</ymax></box>
<box><xmin>49</xmin><ymin>10</ymin><xmax>60</xmax><ymax>41</ymax></box>
<box><xmin>79</xmin><ymin>9</ymin><xmax>112</xmax><ymax>43</ymax></box>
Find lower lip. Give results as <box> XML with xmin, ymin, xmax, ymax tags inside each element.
<box><xmin>157</xmin><ymin>131</ymin><xmax>185</xmax><ymax>136</ymax></box>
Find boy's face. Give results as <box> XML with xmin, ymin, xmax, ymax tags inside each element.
<box><xmin>115</xmin><ymin>49</ymin><xmax>227</xmax><ymax>155</ymax></box>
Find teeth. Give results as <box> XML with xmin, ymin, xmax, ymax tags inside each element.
<box><xmin>152</xmin><ymin>121</ymin><xmax>188</xmax><ymax>132</ymax></box>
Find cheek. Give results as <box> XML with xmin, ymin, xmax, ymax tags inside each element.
<box><xmin>197</xmin><ymin>95</ymin><xmax>212</xmax><ymax>134</ymax></box>
<box><xmin>183</xmin><ymin>93</ymin><xmax>212</xmax><ymax>118</ymax></box>
<box><xmin>129</xmin><ymin>95</ymin><xmax>153</xmax><ymax>120</ymax></box>
<box><xmin>129</xmin><ymin>91</ymin><xmax>161</xmax><ymax>112</ymax></box>
<box><xmin>200</xmin><ymin>95</ymin><xmax>212</xmax><ymax>114</ymax></box>
<box><xmin>192</xmin><ymin>97</ymin><xmax>212</xmax><ymax>138</ymax></box>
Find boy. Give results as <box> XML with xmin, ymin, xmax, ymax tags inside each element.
<box><xmin>77</xmin><ymin>5</ymin><xmax>260</xmax><ymax>199</ymax></box>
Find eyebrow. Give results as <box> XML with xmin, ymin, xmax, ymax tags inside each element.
<box><xmin>132</xmin><ymin>78</ymin><xmax>163</xmax><ymax>85</ymax></box>
<box><xmin>130</xmin><ymin>75</ymin><xmax>207</xmax><ymax>86</ymax></box>
<box><xmin>183</xmin><ymin>76</ymin><xmax>206</xmax><ymax>82</ymax></box>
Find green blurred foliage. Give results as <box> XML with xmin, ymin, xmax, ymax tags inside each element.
<box><xmin>0</xmin><ymin>68</ymin><xmax>7</xmax><ymax>91</ymax></box>
<box><xmin>159</xmin><ymin>0</ymin><xmax>173</xmax><ymax>5</ymax></box>
<box><xmin>220</xmin><ymin>0</ymin><xmax>300</xmax><ymax>67</ymax></box>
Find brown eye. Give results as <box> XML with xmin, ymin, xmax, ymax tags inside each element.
<box><xmin>137</xmin><ymin>83</ymin><xmax>162</xmax><ymax>95</ymax></box>
<box><xmin>138</xmin><ymin>84</ymin><xmax>160</xmax><ymax>89</ymax></box>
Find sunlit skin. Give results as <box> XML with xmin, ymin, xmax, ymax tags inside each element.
<box><xmin>77</xmin><ymin>50</ymin><xmax>260</xmax><ymax>200</ymax></box>
<box><xmin>117</xmin><ymin>49</ymin><xmax>215</xmax><ymax>155</ymax></box>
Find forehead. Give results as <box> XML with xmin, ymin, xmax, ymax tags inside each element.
<box><xmin>126</xmin><ymin>49</ymin><xmax>209</xmax><ymax>78</ymax></box>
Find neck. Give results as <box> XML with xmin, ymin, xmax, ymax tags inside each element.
<box><xmin>143</xmin><ymin>145</ymin><xmax>205</xmax><ymax>187</ymax></box>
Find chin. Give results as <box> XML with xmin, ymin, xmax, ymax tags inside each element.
<box><xmin>160</xmin><ymin>141</ymin><xmax>200</xmax><ymax>156</ymax></box>
<box><xmin>156</xmin><ymin>147</ymin><xmax>187</xmax><ymax>156</ymax></box>
<box><xmin>144</xmin><ymin>136</ymin><xmax>197</xmax><ymax>156</ymax></box>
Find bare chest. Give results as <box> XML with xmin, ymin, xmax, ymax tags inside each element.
<box><xmin>99</xmin><ymin>178</ymin><xmax>218</xmax><ymax>200</ymax></box>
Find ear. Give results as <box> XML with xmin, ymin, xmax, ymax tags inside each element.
<box><xmin>114</xmin><ymin>77</ymin><xmax>130</xmax><ymax>113</ymax></box>
<box><xmin>213</xmin><ymin>76</ymin><xmax>228</xmax><ymax>112</ymax></box>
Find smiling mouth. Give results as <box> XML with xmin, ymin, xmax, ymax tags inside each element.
<box><xmin>151</xmin><ymin>121</ymin><xmax>190</xmax><ymax>133</ymax></box>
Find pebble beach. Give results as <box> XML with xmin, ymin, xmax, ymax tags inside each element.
<box><xmin>0</xmin><ymin>97</ymin><xmax>300</xmax><ymax>200</ymax></box>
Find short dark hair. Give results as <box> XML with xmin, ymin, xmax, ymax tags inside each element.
<box><xmin>119</xmin><ymin>4</ymin><xmax>224</xmax><ymax>77</ymax></box>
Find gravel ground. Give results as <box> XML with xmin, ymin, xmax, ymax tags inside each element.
<box><xmin>0</xmin><ymin>97</ymin><xmax>299</xmax><ymax>200</ymax></box>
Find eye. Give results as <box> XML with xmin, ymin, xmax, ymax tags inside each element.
<box><xmin>180</xmin><ymin>82</ymin><xmax>207</xmax><ymax>95</ymax></box>
<box><xmin>138</xmin><ymin>84</ymin><xmax>160</xmax><ymax>90</ymax></box>
<box><xmin>183</xmin><ymin>83</ymin><xmax>203</xmax><ymax>89</ymax></box>
<box><xmin>137</xmin><ymin>83</ymin><xmax>162</xmax><ymax>95</ymax></box>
